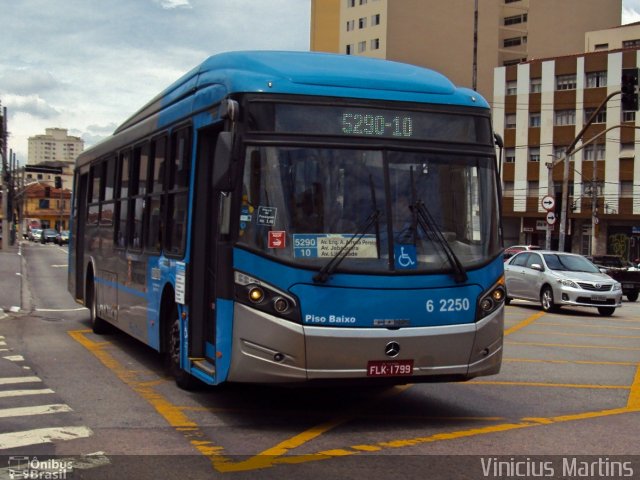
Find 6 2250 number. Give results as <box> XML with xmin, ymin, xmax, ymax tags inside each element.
<box><xmin>426</xmin><ymin>298</ymin><xmax>470</xmax><ymax>313</ymax></box>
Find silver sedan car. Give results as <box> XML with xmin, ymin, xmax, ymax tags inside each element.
<box><xmin>504</xmin><ymin>250</ymin><xmax>622</xmax><ymax>316</ymax></box>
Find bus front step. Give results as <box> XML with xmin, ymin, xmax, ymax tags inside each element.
<box><xmin>192</xmin><ymin>359</ymin><xmax>216</xmax><ymax>376</ymax></box>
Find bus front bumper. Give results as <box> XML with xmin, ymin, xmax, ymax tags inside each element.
<box><xmin>225</xmin><ymin>303</ymin><xmax>503</xmax><ymax>384</ymax></box>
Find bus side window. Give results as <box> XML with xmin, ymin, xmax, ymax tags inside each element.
<box><xmin>115</xmin><ymin>150</ymin><xmax>130</xmax><ymax>249</ymax></box>
<box><xmin>146</xmin><ymin>135</ymin><xmax>166</xmax><ymax>253</ymax></box>
<box><xmin>165</xmin><ymin>127</ymin><xmax>191</xmax><ymax>256</ymax></box>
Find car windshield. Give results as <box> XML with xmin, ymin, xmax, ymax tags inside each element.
<box><xmin>543</xmin><ymin>254</ymin><xmax>600</xmax><ymax>273</ymax></box>
<box><xmin>237</xmin><ymin>145</ymin><xmax>501</xmax><ymax>273</ymax></box>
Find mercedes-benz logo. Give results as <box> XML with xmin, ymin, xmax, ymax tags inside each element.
<box><xmin>385</xmin><ymin>341</ymin><xmax>400</xmax><ymax>358</ymax></box>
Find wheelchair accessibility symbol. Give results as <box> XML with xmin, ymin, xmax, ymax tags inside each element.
<box><xmin>394</xmin><ymin>244</ymin><xmax>417</xmax><ymax>270</ymax></box>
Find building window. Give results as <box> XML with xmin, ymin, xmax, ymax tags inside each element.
<box><xmin>622</xmin><ymin>110</ymin><xmax>636</xmax><ymax>122</ymax></box>
<box><xmin>621</xmin><ymin>181</ymin><xmax>634</xmax><ymax>198</ymax></box>
<box><xmin>346</xmin><ymin>44</ymin><xmax>353</xmax><ymax>55</ymax></box>
<box><xmin>594</xmin><ymin>43</ymin><xmax>609</xmax><ymax>51</ymax></box>
<box><xmin>371</xmin><ymin>13</ymin><xmax>380</xmax><ymax>25</ymax></box>
<box><xmin>503</xmin><ymin>37</ymin><xmax>522</xmax><ymax>48</ymax></box>
<box><xmin>554</xmin><ymin>110</ymin><xmax>576</xmax><ymax>126</ymax></box>
<box><xmin>584</xmin><ymin>108</ymin><xmax>606</xmax><ymax>124</ymax></box>
<box><xmin>358</xmin><ymin>17</ymin><xmax>367</xmax><ymax>28</ymax></box>
<box><xmin>504</xmin><ymin>13</ymin><xmax>527</xmax><ymax>25</ymax></box>
<box><xmin>529</xmin><ymin>113</ymin><xmax>541</xmax><ymax>127</ymax></box>
<box><xmin>346</xmin><ymin>20</ymin><xmax>355</xmax><ymax>31</ymax></box>
<box><xmin>505</xmin><ymin>113</ymin><xmax>517</xmax><ymax>128</ymax></box>
<box><xmin>347</xmin><ymin>0</ymin><xmax>355</xmax><ymax>7</ymax></box>
<box><xmin>371</xmin><ymin>38</ymin><xmax>380</xmax><ymax>50</ymax></box>
<box><xmin>585</xmin><ymin>71</ymin><xmax>607</xmax><ymax>88</ymax></box>
<box><xmin>553</xmin><ymin>146</ymin><xmax>568</xmax><ymax>160</ymax></box>
<box><xmin>503</xmin><ymin>181</ymin><xmax>514</xmax><ymax>197</ymax></box>
<box><xmin>530</xmin><ymin>78</ymin><xmax>542</xmax><ymax>93</ymax></box>
<box><xmin>529</xmin><ymin>147</ymin><xmax>540</xmax><ymax>162</ymax></box>
<box><xmin>505</xmin><ymin>148</ymin><xmax>516</xmax><ymax>163</ymax></box>
<box><xmin>527</xmin><ymin>181</ymin><xmax>539</xmax><ymax>197</ymax></box>
<box><xmin>506</xmin><ymin>81</ymin><xmax>517</xmax><ymax>95</ymax></box>
<box><xmin>623</xmin><ymin>39</ymin><xmax>640</xmax><ymax>48</ymax></box>
<box><xmin>556</xmin><ymin>74</ymin><xmax>577</xmax><ymax>90</ymax></box>
<box><xmin>503</xmin><ymin>58</ymin><xmax>526</xmax><ymax>67</ymax></box>
<box><xmin>584</xmin><ymin>144</ymin><xmax>606</xmax><ymax>161</ymax></box>
<box><xmin>358</xmin><ymin>41</ymin><xmax>366</xmax><ymax>53</ymax></box>
<box><xmin>359</xmin><ymin>0</ymin><xmax>367</xmax><ymax>4</ymax></box>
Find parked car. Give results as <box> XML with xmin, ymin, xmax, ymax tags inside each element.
<box><xmin>587</xmin><ymin>255</ymin><xmax>640</xmax><ymax>302</ymax></box>
<box><xmin>40</xmin><ymin>228</ymin><xmax>59</xmax><ymax>244</ymax></box>
<box><xmin>56</xmin><ymin>230</ymin><xmax>70</xmax><ymax>245</ymax></box>
<box><xmin>29</xmin><ymin>228</ymin><xmax>42</xmax><ymax>242</ymax></box>
<box><xmin>504</xmin><ymin>250</ymin><xmax>622</xmax><ymax>316</ymax></box>
<box><xmin>503</xmin><ymin>244</ymin><xmax>541</xmax><ymax>261</ymax></box>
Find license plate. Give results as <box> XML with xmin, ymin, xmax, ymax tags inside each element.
<box><xmin>591</xmin><ymin>295</ymin><xmax>606</xmax><ymax>302</ymax></box>
<box><xmin>623</xmin><ymin>284</ymin><xmax>634</xmax><ymax>289</ymax></box>
<box><xmin>367</xmin><ymin>360</ymin><xmax>414</xmax><ymax>377</ymax></box>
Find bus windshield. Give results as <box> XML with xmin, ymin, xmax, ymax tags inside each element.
<box><xmin>238</xmin><ymin>146</ymin><xmax>501</xmax><ymax>273</ymax></box>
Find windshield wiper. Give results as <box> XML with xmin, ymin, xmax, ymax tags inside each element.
<box><xmin>313</xmin><ymin>210</ymin><xmax>380</xmax><ymax>283</ymax></box>
<box><xmin>411</xmin><ymin>200</ymin><xmax>468</xmax><ymax>283</ymax></box>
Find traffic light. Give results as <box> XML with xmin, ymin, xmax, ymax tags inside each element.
<box><xmin>621</xmin><ymin>68</ymin><xmax>639</xmax><ymax>111</ymax></box>
<box><xmin>55</xmin><ymin>176</ymin><xmax>62</xmax><ymax>189</ymax></box>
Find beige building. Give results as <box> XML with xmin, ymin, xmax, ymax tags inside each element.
<box><xmin>493</xmin><ymin>47</ymin><xmax>640</xmax><ymax>260</ymax></box>
<box><xmin>586</xmin><ymin>21</ymin><xmax>640</xmax><ymax>52</ymax></box>
<box><xmin>27</xmin><ymin>128</ymin><xmax>84</xmax><ymax>165</ymax></box>
<box><xmin>310</xmin><ymin>0</ymin><xmax>622</xmax><ymax>101</ymax></box>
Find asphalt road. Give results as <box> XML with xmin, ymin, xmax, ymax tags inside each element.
<box><xmin>1</xmin><ymin>241</ymin><xmax>639</xmax><ymax>479</ymax></box>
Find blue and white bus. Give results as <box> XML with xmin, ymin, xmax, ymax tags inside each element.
<box><xmin>69</xmin><ymin>51</ymin><xmax>505</xmax><ymax>389</ymax></box>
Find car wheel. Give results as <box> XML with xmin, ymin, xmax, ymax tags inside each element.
<box><xmin>626</xmin><ymin>291</ymin><xmax>639</xmax><ymax>302</ymax></box>
<box><xmin>540</xmin><ymin>286</ymin><xmax>558</xmax><ymax>312</ymax></box>
<box><xmin>597</xmin><ymin>306</ymin><xmax>616</xmax><ymax>317</ymax></box>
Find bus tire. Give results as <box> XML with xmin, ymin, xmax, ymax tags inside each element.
<box><xmin>87</xmin><ymin>274</ymin><xmax>110</xmax><ymax>334</ymax></box>
<box><xmin>164</xmin><ymin>302</ymin><xmax>200</xmax><ymax>391</ymax></box>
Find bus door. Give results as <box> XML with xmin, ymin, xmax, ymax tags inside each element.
<box><xmin>75</xmin><ymin>173</ymin><xmax>89</xmax><ymax>301</ymax></box>
<box><xmin>189</xmin><ymin>125</ymin><xmax>224</xmax><ymax>365</ymax></box>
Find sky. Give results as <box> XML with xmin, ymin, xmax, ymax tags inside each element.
<box><xmin>1</xmin><ymin>0</ymin><xmax>639</xmax><ymax>164</ymax></box>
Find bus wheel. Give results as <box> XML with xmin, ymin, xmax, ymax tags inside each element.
<box><xmin>88</xmin><ymin>276</ymin><xmax>110</xmax><ymax>334</ymax></box>
<box><xmin>165</xmin><ymin>303</ymin><xmax>200</xmax><ymax>390</ymax></box>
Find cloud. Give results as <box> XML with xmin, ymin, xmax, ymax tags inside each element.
<box><xmin>154</xmin><ymin>0</ymin><xmax>192</xmax><ymax>8</ymax></box>
<box><xmin>622</xmin><ymin>5</ymin><xmax>640</xmax><ymax>24</ymax></box>
<box><xmin>0</xmin><ymin>68</ymin><xmax>62</xmax><ymax>96</ymax></box>
<box><xmin>3</xmin><ymin>94</ymin><xmax>60</xmax><ymax>119</ymax></box>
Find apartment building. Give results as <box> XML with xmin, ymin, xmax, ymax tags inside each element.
<box><xmin>310</xmin><ymin>0</ymin><xmax>621</xmax><ymax>101</ymax></box>
<box><xmin>493</xmin><ymin>47</ymin><xmax>640</xmax><ymax>261</ymax></box>
<box><xmin>27</xmin><ymin>128</ymin><xmax>84</xmax><ymax>165</ymax></box>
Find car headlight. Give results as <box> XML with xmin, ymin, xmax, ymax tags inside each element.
<box><xmin>559</xmin><ymin>279</ymin><xmax>579</xmax><ymax>289</ymax></box>
<box><xmin>234</xmin><ymin>271</ymin><xmax>301</xmax><ymax>323</ymax></box>
<box><xmin>476</xmin><ymin>276</ymin><xmax>506</xmax><ymax>321</ymax></box>
<box><xmin>613</xmin><ymin>282</ymin><xmax>622</xmax><ymax>292</ymax></box>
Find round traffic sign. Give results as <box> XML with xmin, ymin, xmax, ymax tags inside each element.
<box><xmin>546</xmin><ymin>211</ymin><xmax>557</xmax><ymax>225</ymax></box>
<box><xmin>541</xmin><ymin>195</ymin><xmax>555</xmax><ymax>211</ymax></box>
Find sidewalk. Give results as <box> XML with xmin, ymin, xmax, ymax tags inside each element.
<box><xmin>0</xmin><ymin>239</ymin><xmax>23</xmax><ymax>317</ymax></box>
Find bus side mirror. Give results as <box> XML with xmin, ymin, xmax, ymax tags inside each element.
<box><xmin>213</xmin><ymin>132</ymin><xmax>235</xmax><ymax>192</ymax></box>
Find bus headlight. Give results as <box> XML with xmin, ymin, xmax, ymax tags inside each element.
<box><xmin>234</xmin><ymin>271</ymin><xmax>300</xmax><ymax>322</ymax></box>
<box><xmin>477</xmin><ymin>276</ymin><xmax>506</xmax><ymax>321</ymax></box>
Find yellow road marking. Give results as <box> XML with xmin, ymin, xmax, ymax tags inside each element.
<box><xmin>506</xmin><ymin>340</ymin><xmax>640</xmax><ymax>351</ymax></box>
<box><xmin>68</xmin><ymin>329</ymin><xmax>234</xmax><ymax>470</ymax></box>
<box><xmin>537</xmin><ymin>321</ymin><xmax>640</xmax><ymax>331</ymax></box>
<box><xmin>520</xmin><ymin>330</ymin><xmax>640</xmax><ymax>340</ymax></box>
<box><xmin>468</xmin><ymin>380</ymin><xmax>628</xmax><ymax>389</ymax></box>
<box><xmin>627</xmin><ymin>363</ymin><xmax>640</xmax><ymax>409</ymax></box>
<box><xmin>504</xmin><ymin>357</ymin><xmax>638</xmax><ymax>367</ymax></box>
<box><xmin>68</xmin><ymin>318</ymin><xmax>640</xmax><ymax>473</ymax></box>
<box><xmin>504</xmin><ymin>311</ymin><xmax>545</xmax><ymax>336</ymax></box>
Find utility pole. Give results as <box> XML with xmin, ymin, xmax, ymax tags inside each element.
<box><xmin>591</xmin><ymin>157</ymin><xmax>598</xmax><ymax>256</ymax></box>
<box><xmin>1</xmin><ymin>105</ymin><xmax>8</xmax><ymax>249</ymax></box>
<box><xmin>472</xmin><ymin>0</ymin><xmax>478</xmax><ymax>91</ymax></box>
